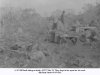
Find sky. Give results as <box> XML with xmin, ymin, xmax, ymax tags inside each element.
<box><xmin>0</xmin><ymin>0</ymin><xmax>99</xmax><ymax>16</ymax></box>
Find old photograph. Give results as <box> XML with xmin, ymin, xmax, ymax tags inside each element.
<box><xmin>0</xmin><ymin>0</ymin><xmax>100</xmax><ymax>68</ymax></box>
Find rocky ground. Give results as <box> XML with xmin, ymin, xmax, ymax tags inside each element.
<box><xmin>0</xmin><ymin>32</ymin><xmax>100</xmax><ymax>68</ymax></box>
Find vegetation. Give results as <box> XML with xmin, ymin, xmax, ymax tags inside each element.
<box><xmin>0</xmin><ymin>3</ymin><xmax>100</xmax><ymax>68</ymax></box>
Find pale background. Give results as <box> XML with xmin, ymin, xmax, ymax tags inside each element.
<box><xmin>0</xmin><ymin>0</ymin><xmax>99</xmax><ymax>16</ymax></box>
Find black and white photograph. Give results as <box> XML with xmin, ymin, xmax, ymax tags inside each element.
<box><xmin>0</xmin><ymin>0</ymin><xmax>100</xmax><ymax>72</ymax></box>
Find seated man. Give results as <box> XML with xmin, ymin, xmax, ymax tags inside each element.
<box><xmin>80</xmin><ymin>28</ymin><xmax>99</xmax><ymax>48</ymax></box>
<box><xmin>87</xmin><ymin>30</ymin><xmax>98</xmax><ymax>43</ymax></box>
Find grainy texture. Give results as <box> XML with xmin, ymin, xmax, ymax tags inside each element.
<box><xmin>0</xmin><ymin>2</ymin><xmax>100</xmax><ymax>68</ymax></box>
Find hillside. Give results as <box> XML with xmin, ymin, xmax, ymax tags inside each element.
<box><xmin>0</xmin><ymin>5</ymin><xmax>100</xmax><ymax>68</ymax></box>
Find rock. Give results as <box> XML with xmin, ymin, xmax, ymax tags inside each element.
<box><xmin>10</xmin><ymin>44</ymin><xmax>22</xmax><ymax>50</ymax></box>
<box><xmin>58</xmin><ymin>63</ymin><xmax>66</xmax><ymax>68</ymax></box>
<box><xmin>29</xmin><ymin>51</ymin><xmax>46</xmax><ymax>62</ymax></box>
